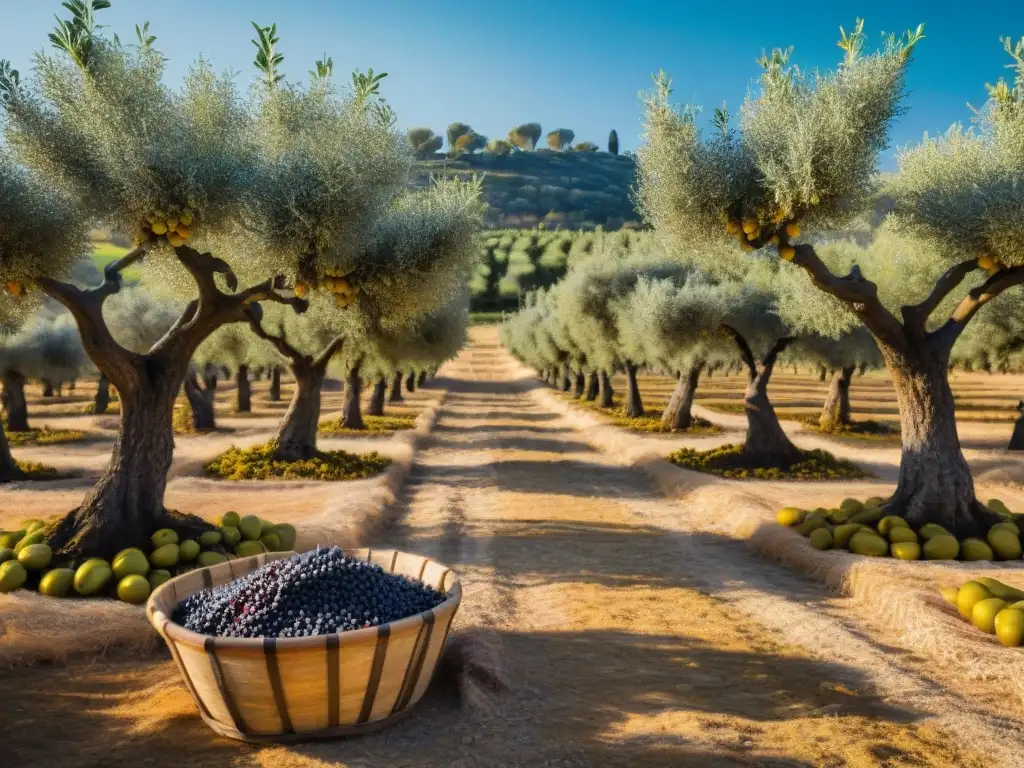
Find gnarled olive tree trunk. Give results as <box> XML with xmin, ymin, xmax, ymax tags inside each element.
<box><xmin>184</xmin><ymin>370</ymin><xmax>217</xmax><ymax>431</ymax></box>
<box><xmin>598</xmin><ymin>369</ymin><xmax>614</xmax><ymax>408</ymax></box>
<box><xmin>236</xmin><ymin>364</ymin><xmax>251</xmax><ymax>413</ymax></box>
<box><xmin>38</xmin><ymin>245</ymin><xmax>307</xmax><ymax>561</ymax></box>
<box><xmin>560</xmin><ymin>363</ymin><xmax>572</xmax><ymax>392</ymax></box>
<box><xmin>405</xmin><ymin>371</ymin><xmax>416</xmax><ymax>393</ymax></box>
<box><xmin>367</xmin><ymin>377</ymin><xmax>387</xmax><ymax>417</ymax></box>
<box><xmin>877</xmin><ymin>340</ymin><xmax>999</xmax><ymax>537</ymax></box>
<box><xmin>585</xmin><ymin>371</ymin><xmax>599</xmax><ymax>402</ymax></box>
<box><xmin>269</xmin><ymin>367</ymin><xmax>282</xmax><ymax>401</ymax></box>
<box><xmin>624</xmin><ymin>362</ymin><xmax>644</xmax><ymax>418</ymax></box>
<box><xmin>790</xmin><ymin>242</ymin><xmax>1011</xmax><ymax>536</ymax></box>
<box><xmin>2</xmin><ymin>370</ymin><xmax>30</xmax><ymax>432</ymax></box>
<box><xmin>573</xmin><ymin>371</ymin><xmax>585</xmax><ymax>398</ymax></box>
<box><xmin>389</xmin><ymin>371</ymin><xmax>405</xmax><ymax>403</ymax></box>
<box><xmin>341</xmin><ymin>361</ymin><xmax>366</xmax><ymax>430</ymax></box>
<box><xmin>0</xmin><ymin>422</ymin><xmax>22</xmax><ymax>483</ymax></box>
<box><xmin>662</xmin><ymin>361</ymin><xmax>704</xmax><ymax>431</ymax></box>
<box><xmin>819</xmin><ymin>365</ymin><xmax>855</xmax><ymax>431</ymax></box>
<box><xmin>417</xmin><ymin>370</ymin><xmax>428</xmax><ymax>387</ymax></box>
<box><xmin>272</xmin><ymin>362</ymin><xmax>327</xmax><ymax>461</ymax></box>
<box><xmin>42</xmin><ymin>380</ymin><xmax>55</xmax><ymax>398</ymax></box>
<box><xmin>724</xmin><ymin>327</ymin><xmax>801</xmax><ymax>467</ymax></box>
<box><xmin>93</xmin><ymin>374</ymin><xmax>110</xmax><ymax>415</ymax></box>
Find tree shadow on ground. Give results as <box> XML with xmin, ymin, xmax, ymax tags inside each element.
<box><xmin>440</xmin><ymin>410</ymin><xmax>560</xmax><ymax>423</ymax></box>
<box><xmin>1</xmin><ymin>625</ymin><xmax>925</xmax><ymax>768</ymax></box>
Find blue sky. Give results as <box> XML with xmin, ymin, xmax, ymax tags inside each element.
<box><xmin>0</xmin><ymin>1</ymin><xmax>1017</xmax><ymax>169</ymax></box>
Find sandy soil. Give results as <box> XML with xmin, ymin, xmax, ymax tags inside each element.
<box><xmin>0</xmin><ymin>378</ymin><xmax>434</xmax><ymax>529</ymax></box>
<box><xmin>0</xmin><ymin>332</ymin><xmax>1007</xmax><ymax>768</ymax></box>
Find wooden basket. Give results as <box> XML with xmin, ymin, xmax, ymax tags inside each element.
<box><xmin>146</xmin><ymin>548</ymin><xmax>461</xmax><ymax>743</ymax></box>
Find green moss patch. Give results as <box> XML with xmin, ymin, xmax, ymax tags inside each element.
<box><xmin>319</xmin><ymin>415</ymin><xmax>417</xmax><ymax>435</ymax></box>
<box><xmin>666</xmin><ymin>443</ymin><xmax>868</xmax><ymax>480</ymax></box>
<box><xmin>6</xmin><ymin>428</ymin><xmax>88</xmax><ymax>446</ymax></box>
<box><xmin>204</xmin><ymin>442</ymin><xmax>391</xmax><ymax>481</ymax></box>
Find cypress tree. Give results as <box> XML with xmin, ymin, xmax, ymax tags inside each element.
<box><xmin>608</xmin><ymin>129</ymin><xmax>619</xmax><ymax>155</ymax></box>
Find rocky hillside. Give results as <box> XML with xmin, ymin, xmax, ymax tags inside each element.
<box><xmin>411</xmin><ymin>150</ymin><xmax>642</xmax><ymax>230</ymax></box>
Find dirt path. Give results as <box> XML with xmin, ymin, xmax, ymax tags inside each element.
<box><xmin>0</xmin><ymin>333</ymin><xmax>1001</xmax><ymax>768</ymax></box>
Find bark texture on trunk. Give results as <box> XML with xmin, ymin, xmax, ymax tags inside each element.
<box><xmin>879</xmin><ymin>341</ymin><xmax>998</xmax><ymax>538</ymax></box>
<box><xmin>2</xmin><ymin>370</ymin><xmax>29</xmax><ymax>432</ymax></box>
<box><xmin>42</xmin><ymin>381</ymin><xmax>54</xmax><ymax>398</ymax></box>
<box><xmin>269</xmin><ymin>367</ymin><xmax>282</xmax><ymax>401</ymax></box>
<box><xmin>723</xmin><ymin>328</ymin><xmax>801</xmax><ymax>466</ymax></box>
<box><xmin>624</xmin><ymin>363</ymin><xmax>644</xmax><ymax>418</ymax></box>
<box><xmin>405</xmin><ymin>371</ymin><xmax>416</xmax><ymax>393</ymax></box>
<box><xmin>272</xmin><ymin>363</ymin><xmax>327</xmax><ymax>461</ymax></box>
<box><xmin>341</xmin><ymin>363</ymin><xmax>366</xmax><ymax>430</ymax></box>
<box><xmin>598</xmin><ymin>370</ymin><xmax>614</xmax><ymax>408</ymax></box>
<box><xmin>0</xmin><ymin>421</ymin><xmax>23</xmax><ymax>483</ymax></box>
<box><xmin>367</xmin><ymin>377</ymin><xmax>387</xmax><ymax>417</ymax></box>
<box><xmin>573</xmin><ymin>371</ymin><xmax>585</xmax><ymax>398</ymax></box>
<box><xmin>236</xmin><ymin>365</ymin><xmax>251</xmax><ymax>413</ymax></box>
<box><xmin>661</xmin><ymin>361</ymin><xmax>704</xmax><ymax>431</ymax></box>
<box><xmin>417</xmin><ymin>370</ymin><xmax>428</xmax><ymax>387</ymax></box>
<box><xmin>819</xmin><ymin>365</ymin><xmax>855</xmax><ymax>431</ymax></box>
<box><xmin>93</xmin><ymin>374</ymin><xmax>110</xmax><ymax>415</ymax></box>
<box><xmin>184</xmin><ymin>372</ymin><xmax>216</xmax><ymax>431</ymax></box>
<box><xmin>585</xmin><ymin>371</ymin><xmax>599</xmax><ymax>402</ymax></box>
<box><xmin>47</xmin><ymin>366</ymin><xmax>212</xmax><ymax>560</ymax></box>
<box><xmin>389</xmin><ymin>372</ymin><xmax>405</xmax><ymax>403</ymax></box>
<box><xmin>560</xmin><ymin>363</ymin><xmax>571</xmax><ymax>393</ymax></box>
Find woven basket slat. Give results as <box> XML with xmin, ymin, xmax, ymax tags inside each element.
<box><xmin>336</xmin><ymin>630</ymin><xmax>378</xmax><ymax>724</ymax></box>
<box><xmin>408</xmin><ymin>600</ymin><xmax>458</xmax><ymax>706</ymax></box>
<box><xmin>365</xmin><ymin>619</ymin><xmax>423</xmax><ymax>721</ymax></box>
<box><xmin>421</xmin><ymin>560</ymin><xmax>450</xmax><ymax>592</ymax></box>
<box><xmin>216</xmin><ymin>644</ymin><xmax>279</xmax><ymax>734</ymax></box>
<box><xmin>392</xmin><ymin>551</ymin><xmax>427</xmax><ymax>580</ymax></box>
<box><xmin>147</xmin><ymin>548</ymin><xmax>461</xmax><ymax>743</ymax></box>
<box><xmin>274</xmin><ymin>640</ymin><xmax>332</xmax><ymax>733</ymax></box>
<box><xmin>175</xmin><ymin>641</ymin><xmax>237</xmax><ymax>727</ymax></box>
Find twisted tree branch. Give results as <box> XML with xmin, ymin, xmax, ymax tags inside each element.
<box><xmin>243</xmin><ymin>308</ymin><xmax>307</xmax><ymax>365</ymax></box>
<box><xmin>762</xmin><ymin>336</ymin><xmax>796</xmax><ymax>373</ymax></box>
<box><xmin>932</xmin><ymin>265</ymin><xmax>1024</xmax><ymax>353</ymax></box>
<box><xmin>721</xmin><ymin>324</ymin><xmax>757</xmax><ymax>379</ymax></box>
<box><xmin>790</xmin><ymin>243</ymin><xmax>907</xmax><ymax>351</ymax></box>
<box><xmin>901</xmin><ymin>258</ymin><xmax>978</xmax><ymax>334</ymax></box>
<box><xmin>313</xmin><ymin>334</ymin><xmax>347</xmax><ymax>369</ymax></box>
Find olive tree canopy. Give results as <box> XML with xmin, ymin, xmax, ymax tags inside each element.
<box><xmin>636</xmin><ymin>21</ymin><xmax>1024</xmax><ymax>534</ymax></box>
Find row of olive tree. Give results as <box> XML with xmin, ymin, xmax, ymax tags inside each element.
<box><xmin>0</xmin><ymin>2</ymin><xmax>482</xmax><ymax>561</ymax></box>
<box><xmin>635</xmin><ymin>21</ymin><xmax>1024</xmax><ymax>534</ymax></box>
<box><xmin>503</xmin><ymin>245</ymin><xmax>881</xmax><ymax>462</ymax></box>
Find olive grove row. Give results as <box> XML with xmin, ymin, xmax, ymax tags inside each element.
<box><xmin>506</xmin><ymin>24</ymin><xmax>1024</xmax><ymax>536</ymax></box>
<box><xmin>0</xmin><ymin>2</ymin><xmax>478</xmax><ymax>561</ymax></box>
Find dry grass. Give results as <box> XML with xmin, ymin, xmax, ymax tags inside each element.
<box><xmin>0</xmin><ymin>591</ymin><xmax>157</xmax><ymax>669</ymax></box>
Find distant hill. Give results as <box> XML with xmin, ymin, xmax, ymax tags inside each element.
<box><xmin>411</xmin><ymin>150</ymin><xmax>643</xmax><ymax>230</ymax></box>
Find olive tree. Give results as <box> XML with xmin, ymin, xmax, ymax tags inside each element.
<box><xmin>362</xmin><ymin>293</ymin><xmax>469</xmax><ymax>416</ymax></box>
<box><xmin>0</xmin><ymin>6</ymin><xmax>420</xmax><ymax>559</ymax></box>
<box><xmin>0</xmin><ymin>151</ymin><xmax>87</xmax><ymax>480</ymax></box>
<box><xmin>636</xmin><ymin>23</ymin><xmax>1024</xmax><ymax>535</ymax></box>
<box><xmin>248</xmin><ymin>178</ymin><xmax>481</xmax><ymax>455</ymax></box>
<box><xmin>1</xmin><ymin>310</ymin><xmax>89</xmax><ymax>431</ymax></box>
